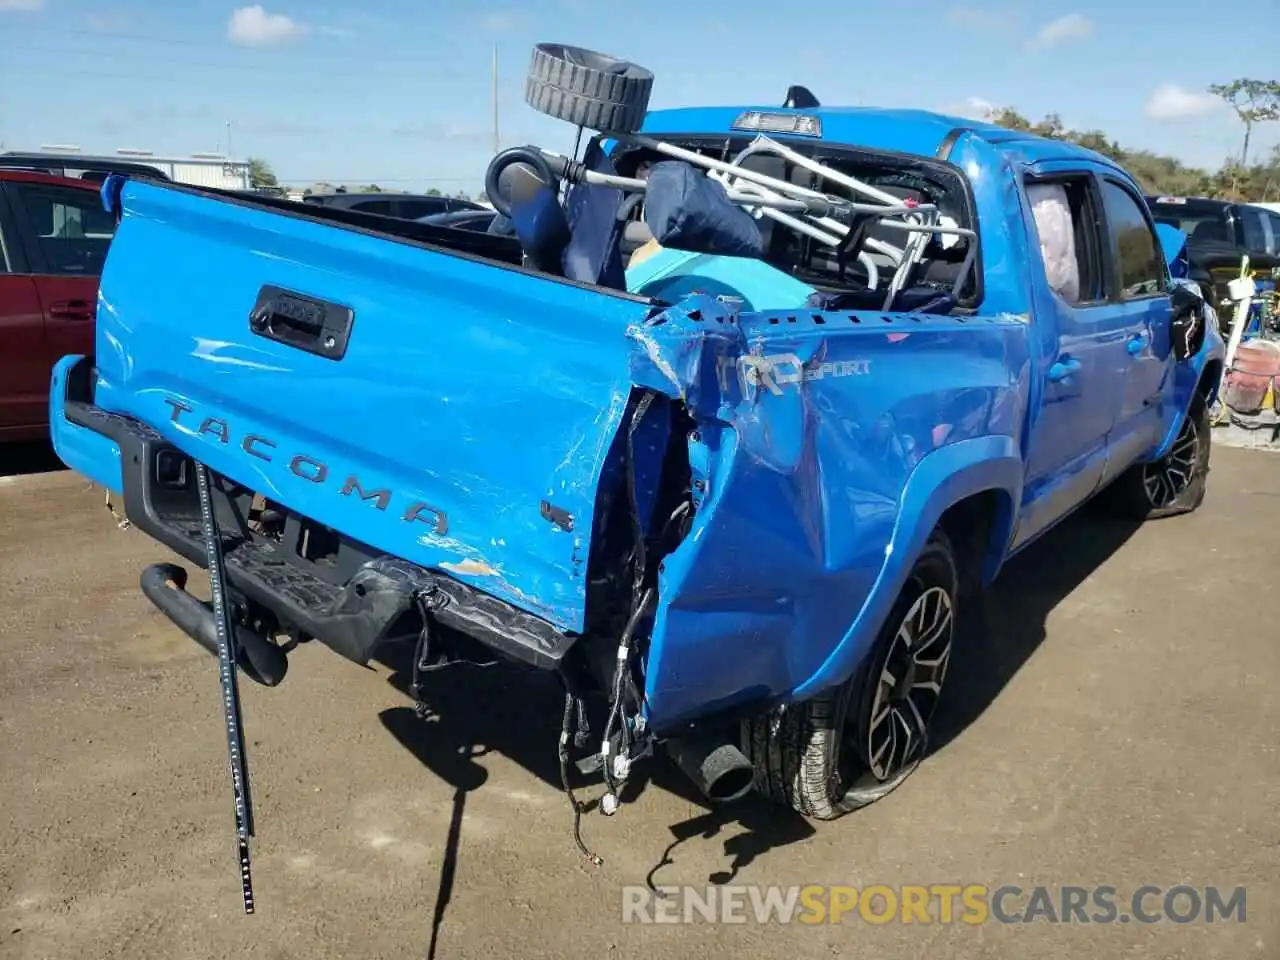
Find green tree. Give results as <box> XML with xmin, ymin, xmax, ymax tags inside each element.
<box><xmin>989</xmin><ymin>107</ymin><xmax>1031</xmax><ymax>131</ymax></box>
<box><xmin>246</xmin><ymin>156</ymin><xmax>277</xmax><ymax>189</ymax></box>
<box><xmin>1209</xmin><ymin>79</ymin><xmax>1280</xmax><ymax>165</ymax></box>
<box><xmin>984</xmin><ymin>101</ymin><xmax>1280</xmax><ymax>202</ymax></box>
<box><xmin>425</xmin><ymin>187</ymin><xmax>442</xmax><ymax>196</ymax></box>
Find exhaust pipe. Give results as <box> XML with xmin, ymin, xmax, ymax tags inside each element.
<box><xmin>666</xmin><ymin>733</ymin><xmax>755</xmax><ymax>804</ymax></box>
<box><xmin>140</xmin><ymin>562</ymin><xmax>288</xmax><ymax>687</ymax></box>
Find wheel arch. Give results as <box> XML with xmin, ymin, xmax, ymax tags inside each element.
<box><xmin>791</xmin><ymin>435</ymin><xmax>1022</xmax><ymax>700</ymax></box>
<box><xmin>937</xmin><ymin>486</ymin><xmax>1017</xmax><ymax>595</ymax></box>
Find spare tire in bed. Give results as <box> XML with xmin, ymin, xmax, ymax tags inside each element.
<box><xmin>524</xmin><ymin>43</ymin><xmax>654</xmax><ymax>134</ymax></box>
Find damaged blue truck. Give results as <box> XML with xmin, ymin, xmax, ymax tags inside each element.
<box><xmin>50</xmin><ymin>44</ymin><xmax>1223</xmax><ymax>845</ymax></box>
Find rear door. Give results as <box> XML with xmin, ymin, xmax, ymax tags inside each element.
<box><xmin>1017</xmin><ymin>170</ymin><xmax>1132</xmax><ymax>546</ymax></box>
<box><xmin>1096</xmin><ymin>176</ymin><xmax>1172</xmax><ymax>475</ymax></box>
<box><xmin>6</xmin><ymin>179</ymin><xmax>112</xmax><ymax>366</ymax></box>
<box><xmin>0</xmin><ymin>185</ymin><xmax>50</xmax><ymax>436</ymax></box>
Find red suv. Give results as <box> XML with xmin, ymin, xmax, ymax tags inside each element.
<box><xmin>0</xmin><ymin>171</ymin><xmax>112</xmax><ymax>441</ymax></box>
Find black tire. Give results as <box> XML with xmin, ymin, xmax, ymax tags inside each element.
<box><xmin>524</xmin><ymin>43</ymin><xmax>654</xmax><ymax>134</ymax></box>
<box><xmin>742</xmin><ymin>529</ymin><xmax>958</xmax><ymax>820</ymax></box>
<box><xmin>1107</xmin><ymin>394</ymin><xmax>1211</xmax><ymax>520</ymax></box>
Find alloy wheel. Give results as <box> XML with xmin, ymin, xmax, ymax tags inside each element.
<box><xmin>1142</xmin><ymin>416</ymin><xmax>1200</xmax><ymax>509</ymax></box>
<box><xmin>860</xmin><ymin>584</ymin><xmax>954</xmax><ymax>783</ymax></box>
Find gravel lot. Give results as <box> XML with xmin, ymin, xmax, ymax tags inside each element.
<box><xmin>1</xmin><ymin>440</ymin><xmax>1277</xmax><ymax>960</ymax></box>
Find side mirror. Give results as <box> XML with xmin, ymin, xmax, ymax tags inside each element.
<box><xmin>1169</xmin><ymin>283</ymin><xmax>1205</xmax><ymax>362</ymax></box>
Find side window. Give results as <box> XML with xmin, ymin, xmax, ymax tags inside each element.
<box><xmin>350</xmin><ymin>199</ymin><xmax>393</xmax><ymax>216</ymax></box>
<box><xmin>398</xmin><ymin>198</ymin><xmax>448</xmax><ymax>219</ymax></box>
<box><xmin>1240</xmin><ymin>208</ymin><xmax>1280</xmax><ymax>255</ymax></box>
<box><xmin>1099</xmin><ymin>181</ymin><xmax>1165</xmax><ymax>299</ymax></box>
<box><xmin>1239</xmin><ymin>208</ymin><xmax>1269</xmax><ymax>252</ymax></box>
<box><xmin>9</xmin><ymin>183</ymin><xmax>116</xmax><ymax>276</ymax></box>
<box><xmin>0</xmin><ymin>210</ymin><xmax>11</xmax><ymax>273</ymax></box>
<box><xmin>1026</xmin><ymin>176</ymin><xmax>1105</xmax><ymax>306</ymax></box>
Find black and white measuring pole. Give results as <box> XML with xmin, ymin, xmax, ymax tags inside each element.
<box><xmin>193</xmin><ymin>460</ymin><xmax>256</xmax><ymax>915</ymax></box>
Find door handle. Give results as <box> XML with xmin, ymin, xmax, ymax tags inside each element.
<box><xmin>1048</xmin><ymin>356</ymin><xmax>1081</xmax><ymax>382</ymax></box>
<box><xmin>1126</xmin><ymin>333</ymin><xmax>1149</xmax><ymax>356</ymax></box>
<box><xmin>48</xmin><ymin>299</ymin><xmax>95</xmax><ymax>321</ymax></box>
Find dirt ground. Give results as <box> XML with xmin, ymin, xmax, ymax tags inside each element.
<box><xmin>0</xmin><ymin>440</ymin><xmax>1276</xmax><ymax>960</ymax></box>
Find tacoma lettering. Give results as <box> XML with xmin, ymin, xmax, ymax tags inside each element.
<box><xmin>161</xmin><ymin>394</ymin><xmax>449</xmax><ymax>535</ymax></box>
<box><xmin>289</xmin><ymin>455</ymin><xmax>327</xmax><ymax>484</ymax></box>
<box><xmin>242</xmin><ymin>435</ymin><xmax>275</xmax><ymax>461</ymax></box>
<box><xmin>340</xmin><ymin>477</ymin><xmax>392</xmax><ymax>512</ymax></box>
<box><xmin>199</xmin><ymin>417</ymin><xmax>230</xmax><ymax>444</ymax></box>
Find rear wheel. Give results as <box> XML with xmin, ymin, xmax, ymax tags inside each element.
<box><xmin>1108</xmin><ymin>395</ymin><xmax>1211</xmax><ymax>520</ymax></box>
<box><xmin>743</xmin><ymin>530</ymin><xmax>958</xmax><ymax>820</ymax></box>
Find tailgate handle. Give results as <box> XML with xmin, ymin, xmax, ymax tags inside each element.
<box><xmin>248</xmin><ymin>285</ymin><xmax>354</xmax><ymax>360</ymax></box>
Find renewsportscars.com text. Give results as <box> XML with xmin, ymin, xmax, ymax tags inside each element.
<box><xmin>621</xmin><ymin>884</ymin><xmax>1247</xmax><ymax>926</ymax></box>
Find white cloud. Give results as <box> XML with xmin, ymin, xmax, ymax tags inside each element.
<box><xmin>228</xmin><ymin>5</ymin><xmax>307</xmax><ymax>46</ymax></box>
<box><xmin>941</xmin><ymin>96</ymin><xmax>996</xmax><ymax>121</ymax></box>
<box><xmin>1145</xmin><ymin>83</ymin><xmax>1224</xmax><ymax>121</ymax></box>
<box><xmin>0</xmin><ymin>0</ymin><xmax>45</xmax><ymax>11</ymax></box>
<box><xmin>1026</xmin><ymin>13</ymin><xmax>1094</xmax><ymax>48</ymax></box>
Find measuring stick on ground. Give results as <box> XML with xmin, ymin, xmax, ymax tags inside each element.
<box><xmin>193</xmin><ymin>461</ymin><xmax>256</xmax><ymax>915</ymax></box>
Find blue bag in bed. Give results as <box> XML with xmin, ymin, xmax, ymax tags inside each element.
<box><xmin>643</xmin><ymin>161</ymin><xmax>764</xmax><ymax>259</ymax></box>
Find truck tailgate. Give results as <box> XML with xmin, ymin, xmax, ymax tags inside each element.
<box><xmin>91</xmin><ymin>180</ymin><xmax>656</xmax><ymax>634</ymax></box>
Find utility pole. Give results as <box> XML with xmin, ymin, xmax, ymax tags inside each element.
<box><xmin>492</xmin><ymin>44</ymin><xmax>500</xmax><ymax>155</ymax></box>
<box><xmin>226</xmin><ymin>120</ymin><xmax>233</xmax><ymax>159</ymax></box>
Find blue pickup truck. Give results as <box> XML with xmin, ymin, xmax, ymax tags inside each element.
<box><xmin>48</xmin><ymin>47</ymin><xmax>1223</xmax><ymax>829</ymax></box>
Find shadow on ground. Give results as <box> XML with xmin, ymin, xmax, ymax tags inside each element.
<box><xmin>375</xmin><ymin>500</ymin><xmax>1144</xmax><ymax>957</ymax></box>
<box><xmin>928</xmin><ymin>503</ymin><xmax>1142</xmax><ymax>755</ymax></box>
<box><xmin>0</xmin><ymin>440</ymin><xmax>65</xmax><ymax>479</ymax></box>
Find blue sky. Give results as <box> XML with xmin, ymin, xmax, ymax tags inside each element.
<box><xmin>0</xmin><ymin>0</ymin><xmax>1275</xmax><ymax>193</ymax></box>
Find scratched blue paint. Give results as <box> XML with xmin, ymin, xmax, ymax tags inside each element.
<box><xmin>51</xmin><ymin>104</ymin><xmax>1225</xmax><ymax>735</ymax></box>
<box><xmin>628</xmin><ymin>297</ymin><xmax>1031</xmax><ymax>727</ymax></box>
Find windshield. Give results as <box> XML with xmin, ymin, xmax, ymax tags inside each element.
<box><xmin>1147</xmin><ymin>201</ymin><xmax>1233</xmax><ymax>246</ymax></box>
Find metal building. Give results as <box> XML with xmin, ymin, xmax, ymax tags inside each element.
<box><xmin>6</xmin><ymin>146</ymin><xmax>251</xmax><ymax>190</ymax></box>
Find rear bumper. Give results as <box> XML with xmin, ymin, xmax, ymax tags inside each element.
<box><xmin>48</xmin><ymin>355</ymin><xmax>577</xmax><ymax>672</ymax></box>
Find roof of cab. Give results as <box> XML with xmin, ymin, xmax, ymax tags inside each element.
<box><xmin>640</xmin><ymin>105</ymin><xmax>1126</xmax><ymax>173</ymax></box>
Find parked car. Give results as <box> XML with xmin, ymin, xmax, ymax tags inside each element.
<box><xmin>0</xmin><ymin>151</ymin><xmax>170</xmax><ymax>183</ymax></box>
<box><xmin>301</xmin><ymin>191</ymin><xmax>483</xmax><ymax>221</ymax></box>
<box><xmin>46</xmin><ymin>44</ymin><xmax>1223</xmax><ymax>850</ymax></box>
<box><xmin>1145</xmin><ymin>195</ymin><xmax>1280</xmax><ymax>325</ymax></box>
<box><xmin>0</xmin><ymin>171</ymin><xmax>113</xmax><ymax>441</ymax></box>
